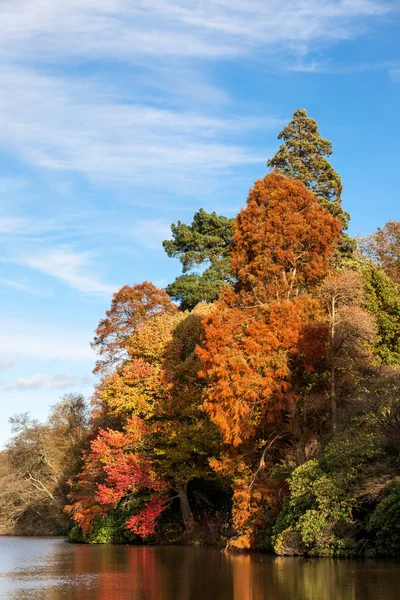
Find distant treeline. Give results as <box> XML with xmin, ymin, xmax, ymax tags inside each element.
<box><xmin>2</xmin><ymin>110</ymin><xmax>400</xmax><ymax>557</ymax></box>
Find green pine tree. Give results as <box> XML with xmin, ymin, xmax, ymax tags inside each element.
<box><xmin>164</xmin><ymin>109</ymin><xmax>353</xmax><ymax>309</ymax></box>
<box><xmin>163</xmin><ymin>209</ymin><xmax>234</xmax><ymax>310</ymax></box>
<box><xmin>267</xmin><ymin>108</ymin><xmax>349</xmax><ymax>229</ymax></box>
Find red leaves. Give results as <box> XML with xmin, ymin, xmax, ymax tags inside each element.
<box><xmin>66</xmin><ymin>417</ymin><xmax>166</xmax><ymax>537</ymax></box>
<box><xmin>126</xmin><ymin>497</ymin><xmax>166</xmax><ymax>538</ymax></box>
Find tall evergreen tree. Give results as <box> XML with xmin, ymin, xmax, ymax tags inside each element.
<box><xmin>163</xmin><ymin>209</ymin><xmax>234</xmax><ymax>310</ymax></box>
<box><xmin>267</xmin><ymin>109</ymin><xmax>349</xmax><ymax>228</ymax></box>
<box><xmin>164</xmin><ymin>110</ymin><xmax>352</xmax><ymax>309</ymax></box>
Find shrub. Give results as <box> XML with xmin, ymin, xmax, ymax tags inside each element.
<box><xmin>89</xmin><ymin>515</ymin><xmax>123</xmax><ymax>544</ymax></box>
<box><xmin>368</xmin><ymin>486</ymin><xmax>400</xmax><ymax>556</ymax></box>
<box><xmin>68</xmin><ymin>524</ymin><xmax>87</xmax><ymax>543</ymax></box>
<box><xmin>272</xmin><ymin>430</ymin><xmax>380</xmax><ymax>557</ymax></box>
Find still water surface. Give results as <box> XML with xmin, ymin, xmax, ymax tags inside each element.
<box><xmin>0</xmin><ymin>537</ymin><xmax>399</xmax><ymax>599</ymax></box>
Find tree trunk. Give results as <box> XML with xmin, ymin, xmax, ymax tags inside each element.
<box><xmin>288</xmin><ymin>398</ymin><xmax>306</xmax><ymax>465</ymax></box>
<box><xmin>330</xmin><ymin>299</ymin><xmax>337</xmax><ymax>433</ymax></box>
<box><xmin>176</xmin><ymin>484</ymin><xmax>194</xmax><ymax>529</ymax></box>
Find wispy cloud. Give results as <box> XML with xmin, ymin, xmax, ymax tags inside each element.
<box><xmin>0</xmin><ymin>65</ymin><xmax>276</xmax><ymax>192</ymax></box>
<box><xmin>0</xmin><ymin>358</ymin><xmax>14</xmax><ymax>374</ymax></box>
<box><xmin>0</xmin><ymin>1</ymin><xmax>392</xmax><ymax>63</ymax></box>
<box><xmin>389</xmin><ymin>67</ymin><xmax>400</xmax><ymax>82</ymax></box>
<box><xmin>0</xmin><ymin>1</ymin><xmax>395</xmax><ymax>193</ymax></box>
<box><xmin>0</xmin><ymin>323</ymin><xmax>94</xmax><ymax>361</ymax></box>
<box><xmin>287</xmin><ymin>61</ymin><xmax>323</xmax><ymax>73</ymax></box>
<box><xmin>131</xmin><ymin>219</ymin><xmax>172</xmax><ymax>250</ymax></box>
<box><xmin>0</xmin><ymin>215</ymin><xmax>61</xmax><ymax>236</ymax></box>
<box><xmin>6</xmin><ymin>372</ymin><xmax>92</xmax><ymax>391</ymax></box>
<box><xmin>14</xmin><ymin>247</ymin><xmax>117</xmax><ymax>295</ymax></box>
<box><xmin>0</xmin><ymin>328</ymin><xmax>94</xmax><ymax>362</ymax></box>
<box><xmin>0</xmin><ymin>277</ymin><xmax>51</xmax><ymax>297</ymax></box>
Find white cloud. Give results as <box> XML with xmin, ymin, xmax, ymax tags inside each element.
<box><xmin>0</xmin><ymin>215</ymin><xmax>61</xmax><ymax>236</ymax></box>
<box><xmin>14</xmin><ymin>247</ymin><xmax>117</xmax><ymax>295</ymax></box>
<box><xmin>0</xmin><ymin>277</ymin><xmax>50</xmax><ymax>297</ymax></box>
<box><xmin>0</xmin><ymin>358</ymin><xmax>14</xmax><ymax>374</ymax></box>
<box><xmin>0</xmin><ymin>1</ymin><xmax>394</xmax><ymax>192</ymax></box>
<box><xmin>0</xmin><ymin>65</ymin><xmax>274</xmax><ymax>191</ymax></box>
<box><xmin>0</xmin><ymin>0</ymin><xmax>392</xmax><ymax>63</ymax></box>
<box><xmin>131</xmin><ymin>219</ymin><xmax>172</xmax><ymax>250</ymax></box>
<box><xmin>0</xmin><ymin>324</ymin><xmax>94</xmax><ymax>361</ymax></box>
<box><xmin>6</xmin><ymin>372</ymin><xmax>92</xmax><ymax>391</ymax></box>
<box><xmin>0</xmin><ymin>217</ymin><xmax>35</xmax><ymax>234</ymax></box>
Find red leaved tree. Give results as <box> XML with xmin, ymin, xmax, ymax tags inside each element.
<box><xmin>65</xmin><ymin>417</ymin><xmax>167</xmax><ymax>538</ymax></box>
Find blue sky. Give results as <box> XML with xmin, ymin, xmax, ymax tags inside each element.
<box><xmin>0</xmin><ymin>0</ymin><xmax>399</xmax><ymax>444</ymax></box>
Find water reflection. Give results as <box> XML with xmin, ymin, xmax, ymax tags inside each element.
<box><xmin>0</xmin><ymin>538</ymin><xmax>399</xmax><ymax>600</ymax></box>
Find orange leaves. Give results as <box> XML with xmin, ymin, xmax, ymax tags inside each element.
<box><xmin>231</xmin><ymin>173</ymin><xmax>342</xmax><ymax>303</ymax></box>
<box><xmin>196</xmin><ymin>174</ymin><xmax>342</xmax><ymax>547</ymax></box>
<box><xmin>92</xmin><ymin>282</ymin><xmax>177</xmax><ymax>374</ymax></box>
<box><xmin>199</xmin><ymin>300</ymin><xmax>302</xmax><ymax>446</ymax></box>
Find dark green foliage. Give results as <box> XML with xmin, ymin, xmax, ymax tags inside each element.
<box><xmin>164</xmin><ymin>270</ymin><xmax>229</xmax><ymax>312</ymax></box>
<box><xmin>368</xmin><ymin>486</ymin><xmax>400</xmax><ymax>556</ymax></box>
<box><xmin>163</xmin><ymin>209</ymin><xmax>234</xmax><ymax>309</ymax></box>
<box><xmin>267</xmin><ymin>108</ymin><xmax>349</xmax><ymax>229</ymax></box>
<box><xmin>68</xmin><ymin>524</ymin><xmax>87</xmax><ymax>543</ymax></box>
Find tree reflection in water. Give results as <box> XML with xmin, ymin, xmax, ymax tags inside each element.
<box><xmin>1</xmin><ymin>538</ymin><xmax>399</xmax><ymax>600</ymax></box>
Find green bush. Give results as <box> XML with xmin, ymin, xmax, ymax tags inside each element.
<box><xmin>368</xmin><ymin>486</ymin><xmax>400</xmax><ymax>556</ymax></box>
<box><xmin>88</xmin><ymin>515</ymin><xmax>123</xmax><ymax>544</ymax></box>
<box><xmin>272</xmin><ymin>430</ymin><xmax>380</xmax><ymax>557</ymax></box>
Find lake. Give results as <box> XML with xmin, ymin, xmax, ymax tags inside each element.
<box><xmin>0</xmin><ymin>537</ymin><xmax>399</xmax><ymax>599</ymax></box>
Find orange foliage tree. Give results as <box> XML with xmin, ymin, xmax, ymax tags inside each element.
<box><xmin>71</xmin><ymin>296</ymin><xmax>220</xmax><ymax>536</ymax></box>
<box><xmin>231</xmin><ymin>172</ymin><xmax>341</xmax><ymax>302</ymax></box>
<box><xmin>198</xmin><ymin>173</ymin><xmax>341</xmax><ymax>550</ymax></box>
<box><xmin>92</xmin><ymin>282</ymin><xmax>176</xmax><ymax>374</ymax></box>
<box><xmin>358</xmin><ymin>220</ymin><xmax>400</xmax><ymax>284</ymax></box>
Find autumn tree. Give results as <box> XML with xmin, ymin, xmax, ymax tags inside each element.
<box><xmin>97</xmin><ymin>305</ymin><xmax>220</xmax><ymax>530</ymax></box>
<box><xmin>198</xmin><ymin>173</ymin><xmax>341</xmax><ymax>549</ymax></box>
<box><xmin>150</xmin><ymin>305</ymin><xmax>221</xmax><ymax>528</ymax></box>
<box><xmin>66</xmin><ymin>417</ymin><xmax>167</xmax><ymax>538</ymax></box>
<box><xmin>231</xmin><ymin>172</ymin><xmax>342</xmax><ymax>302</ymax></box>
<box><xmin>358</xmin><ymin>220</ymin><xmax>400</xmax><ymax>284</ymax></box>
<box><xmin>92</xmin><ymin>282</ymin><xmax>176</xmax><ymax>373</ymax></box>
<box><xmin>163</xmin><ymin>209</ymin><xmax>234</xmax><ymax>310</ymax></box>
<box><xmin>320</xmin><ymin>270</ymin><xmax>376</xmax><ymax>432</ymax></box>
<box><xmin>77</xmin><ymin>286</ymin><xmax>221</xmax><ymax>535</ymax></box>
